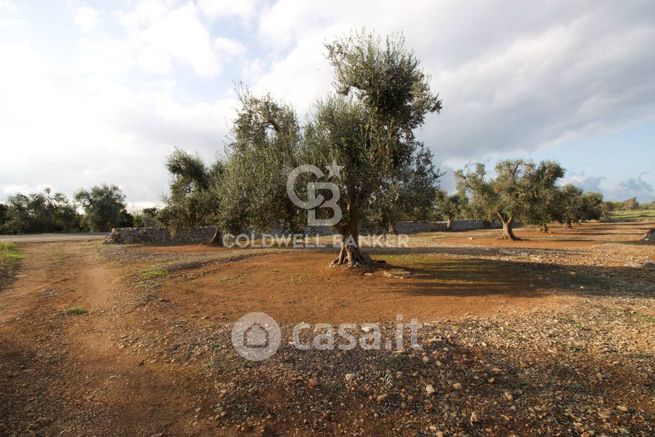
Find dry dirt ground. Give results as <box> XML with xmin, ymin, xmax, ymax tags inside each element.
<box><xmin>1</xmin><ymin>222</ymin><xmax>654</xmax><ymax>436</ymax></box>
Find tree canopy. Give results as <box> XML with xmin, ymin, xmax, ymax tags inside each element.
<box><xmin>75</xmin><ymin>184</ymin><xmax>131</xmax><ymax>232</ymax></box>
<box><xmin>456</xmin><ymin>160</ymin><xmax>564</xmax><ymax>240</ymax></box>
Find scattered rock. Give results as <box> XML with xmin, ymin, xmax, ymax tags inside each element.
<box><xmin>383</xmin><ymin>269</ymin><xmax>413</xmax><ymax>279</ymax></box>
<box><xmin>425</xmin><ymin>384</ymin><xmax>436</xmax><ymax>396</ymax></box>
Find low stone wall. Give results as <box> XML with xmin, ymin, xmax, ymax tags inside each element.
<box><xmin>395</xmin><ymin>219</ymin><xmax>498</xmax><ymax>233</ymax></box>
<box><xmin>104</xmin><ymin>226</ymin><xmax>216</xmax><ymax>244</ymax></box>
<box><xmin>104</xmin><ymin>220</ymin><xmax>498</xmax><ymax>244</ymax></box>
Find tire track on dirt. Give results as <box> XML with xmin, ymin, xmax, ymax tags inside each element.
<box><xmin>0</xmin><ymin>242</ymin><xmax>216</xmax><ymax>436</ymax></box>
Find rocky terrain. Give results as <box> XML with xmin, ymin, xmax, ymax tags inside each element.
<box><xmin>0</xmin><ymin>222</ymin><xmax>653</xmax><ymax>436</ymax></box>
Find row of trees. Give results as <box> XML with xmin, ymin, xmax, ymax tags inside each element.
<box><xmin>449</xmin><ymin>161</ymin><xmax>604</xmax><ymax>239</ymax></box>
<box><xmin>156</xmin><ymin>31</ymin><xmax>610</xmax><ymax>263</ymax></box>
<box><xmin>605</xmin><ymin>197</ymin><xmax>655</xmax><ymax>212</ymax></box>
<box><xmin>0</xmin><ymin>185</ymin><xmax>133</xmax><ymax>234</ymax></box>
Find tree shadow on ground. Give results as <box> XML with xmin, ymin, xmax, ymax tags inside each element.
<box><xmin>369</xmin><ymin>249</ymin><xmax>655</xmax><ymax>299</ymax></box>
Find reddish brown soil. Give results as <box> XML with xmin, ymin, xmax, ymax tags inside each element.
<box><xmin>164</xmin><ymin>251</ymin><xmax>562</xmax><ymax>324</ymax></box>
<box><xmin>1</xmin><ymin>222</ymin><xmax>654</xmax><ymax>436</ymax></box>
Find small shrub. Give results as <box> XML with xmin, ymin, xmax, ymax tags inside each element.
<box><xmin>65</xmin><ymin>306</ymin><xmax>88</xmax><ymax>316</ymax></box>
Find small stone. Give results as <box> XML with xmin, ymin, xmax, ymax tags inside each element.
<box><xmin>616</xmin><ymin>405</ymin><xmax>628</xmax><ymax>412</ymax></box>
<box><xmin>452</xmin><ymin>382</ymin><xmax>462</xmax><ymax>390</ymax></box>
<box><xmin>345</xmin><ymin>373</ymin><xmax>355</xmax><ymax>382</ymax></box>
<box><xmin>422</xmin><ymin>355</ymin><xmax>430</xmax><ymax>363</ymax></box>
<box><xmin>376</xmin><ymin>394</ymin><xmax>388</xmax><ymax>403</ymax></box>
<box><xmin>308</xmin><ymin>378</ymin><xmax>319</xmax><ymax>388</ymax></box>
<box><xmin>598</xmin><ymin>408</ymin><xmax>611</xmax><ymax>419</ymax></box>
<box><xmin>425</xmin><ymin>384</ymin><xmax>436</xmax><ymax>396</ymax></box>
<box><xmin>503</xmin><ymin>391</ymin><xmax>513</xmax><ymax>402</ymax></box>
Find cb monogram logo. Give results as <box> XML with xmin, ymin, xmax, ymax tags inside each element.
<box><xmin>286</xmin><ymin>162</ymin><xmax>343</xmax><ymax>226</ymax></box>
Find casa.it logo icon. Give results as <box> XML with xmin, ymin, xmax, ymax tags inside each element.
<box><xmin>286</xmin><ymin>163</ymin><xmax>343</xmax><ymax>226</ymax></box>
<box><xmin>231</xmin><ymin>312</ymin><xmax>281</xmax><ymax>361</ymax></box>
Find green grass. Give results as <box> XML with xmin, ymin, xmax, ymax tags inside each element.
<box><xmin>609</xmin><ymin>209</ymin><xmax>655</xmax><ymax>221</ymax></box>
<box><xmin>64</xmin><ymin>306</ymin><xmax>88</xmax><ymax>316</ymax></box>
<box><xmin>0</xmin><ymin>242</ymin><xmax>24</xmax><ymax>286</ymax></box>
<box><xmin>0</xmin><ymin>242</ymin><xmax>23</xmax><ymax>262</ymax></box>
<box><xmin>135</xmin><ymin>266</ymin><xmax>171</xmax><ymax>289</ymax></box>
<box><xmin>141</xmin><ymin>267</ymin><xmax>169</xmax><ymax>280</ymax></box>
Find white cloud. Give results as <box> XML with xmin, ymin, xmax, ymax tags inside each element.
<box><xmin>0</xmin><ymin>0</ymin><xmax>16</xmax><ymax>11</ymax></box>
<box><xmin>0</xmin><ymin>18</ymin><xmax>23</xmax><ymax>28</ymax></box>
<box><xmin>0</xmin><ymin>41</ymin><xmax>237</xmax><ymax>203</ymax></box>
<box><xmin>198</xmin><ymin>0</ymin><xmax>261</xmax><ymax>21</ymax></box>
<box><xmin>561</xmin><ymin>173</ymin><xmax>655</xmax><ymax>202</ymax></box>
<box><xmin>214</xmin><ymin>37</ymin><xmax>246</xmax><ymax>58</ymax></box>
<box><xmin>119</xmin><ymin>1</ymin><xmax>219</xmax><ymax>77</ymax></box>
<box><xmin>74</xmin><ymin>6</ymin><xmax>100</xmax><ymax>32</ymax></box>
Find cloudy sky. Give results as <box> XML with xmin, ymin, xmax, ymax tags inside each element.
<box><xmin>1</xmin><ymin>0</ymin><xmax>654</xmax><ymax>208</ymax></box>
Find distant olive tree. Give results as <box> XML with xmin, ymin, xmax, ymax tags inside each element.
<box><xmin>434</xmin><ymin>189</ymin><xmax>466</xmax><ymax>231</ymax></box>
<box><xmin>369</xmin><ymin>144</ymin><xmax>441</xmax><ymax>234</ymax></box>
<box><xmin>557</xmin><ymin>184</ymin><xmax>584</xmax><ymax>228</ymax></box>
<box><xmin>133</xmin><ymin>207</ymin><xmax>160</xmax><ymax>228</ymax></box>
<box><xmin>75</xmin><ymin>184</ymin><xmax>130</xmax><ymax>232</ymax></box>
<box><xmin>159</xmin><ymin>148</ymin><xmax>224</xmax><ymax>244</ymax></box>
<box><xmin>456</xmin><ymin>160</ymin><xmax>564</xmax><ymax>240</ymax></box>
<box><xmin>581</xmin><ymin>192</ymin><xmax>604</xmax><ymax>221</ymax></box>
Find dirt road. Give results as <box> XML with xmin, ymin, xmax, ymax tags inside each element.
<box><xmin>0</xmin><ymin>241</ymin><xmax>219</xmax><ymax>435</ymax></box>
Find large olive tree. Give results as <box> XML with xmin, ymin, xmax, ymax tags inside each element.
<box><xmin>218</xmin><ymin>90</ymin><xmax>305</xmax><ymax>235</ymax></box>
<box><xmin>313</xmin><ymin>31</ymin><xmax>442</xmax><ymax>266</ymax></box>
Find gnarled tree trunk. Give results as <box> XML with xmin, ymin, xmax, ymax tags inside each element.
<box><xmin>498</xmin><ymin>215</ymin><xmax>519</xmax><ymax>241</ymax></box>
<box><xmin>331</xmin><ymin>218</ymin><xmax>371</xmax><ymax>267</ymax></box>
<box><xmin>446</xmin><ymin>217</ymin><xmax>453</xmax><ymax>232</ymax></box>
<box><xmin>207</xmin><ymin>227</ymin><xmax>223</xmax><ymax>246</ymax></box>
